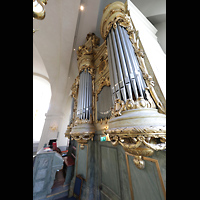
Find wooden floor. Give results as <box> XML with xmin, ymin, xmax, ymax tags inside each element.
<box><xmin>48</xmin><ymin>169</ymin><xmax>69</xmax><ymax>199</ymax></box>
<box><xmin>54</xmin><ymin>196</ymin><xmax>68</xmax><ymax>200</ymax></box>
<box><xmin>51</xmin><ymin>169</ymin><xmax>65</xmax><ymax>190</ymax></box>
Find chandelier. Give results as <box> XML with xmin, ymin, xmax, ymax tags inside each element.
<box><xmin>33</xmin><ymin>0</ymin><xmax>48</xmax><ymax>33</ymax></box>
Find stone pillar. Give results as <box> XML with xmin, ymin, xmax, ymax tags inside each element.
<box><xmin>37</xmin><ymin>112</ymin><xmax>64</xmax><ymax>151</ymax></box>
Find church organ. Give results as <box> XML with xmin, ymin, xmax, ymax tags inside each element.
<box><xmin>65</xmin><ymin>1</ymin><xmax>166</xmax><ymax>199</ymax></box>
<box><xmin>66</xmin><ymin>0</ymin><xmax>166</xmax><ymax>167</ymax></box>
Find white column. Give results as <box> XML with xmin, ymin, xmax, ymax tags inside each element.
<box><xmin>37</xmin><ymin>112</ymin><xmax>64</xmax><ymax>151</ymax></box>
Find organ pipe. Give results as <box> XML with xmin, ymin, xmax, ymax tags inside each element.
<box><xmin>122</xmin><ymin>26</ymin><xmax>147</xmax><ymax>96</ymax></box>
<box><xmin>111</xmin><ymin>28</ymin><xmax>127</xmax><ymax>102</ymax></box>
<box><xmin>114</xmin><ymin>25</ymin><xmax>133</xmax><ymax>100</ymax></box>
<box><xmin>106</xmin><ymin>23</ymin><xmax>149</xmax><ymax>103</ymax></box>
<box><xmin>88</xmin><ymin>72</ymin><xmax>92</xmax><ymax>118</ymax></box>
<box><xmin>117</xmin><ymin>24</ymin><xmax>139</xmax><ymax>100</ymax></box>
<box><xmin>77</xmin><ymin>69</ymin><xmax>93</xmax><ymax>121</ymax></box>
<box><xmin>107</xmin><ymin>34</ymin><xmax>121</xmax><ymax>100</ymax></box>
<box><xmin>107</xmin><ymin>36</ymin><xmax>116</xmax><ymax>105</ymax></box>
<box><xmin>120</xmin><ymin>26</ymin><xmax>143</xmax><ymax>98</ymax></box>
<box><xmin>68</xmin><ymin>97</ymin><xmax>74</xmax><ymax>126</ymax></box>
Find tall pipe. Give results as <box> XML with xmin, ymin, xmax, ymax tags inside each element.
<box><xmin>76</xmin><ymin>68</ymin><xmax>94</xmax><ymax>120</ymax></box>
<box><xmin>121</xmin><ymin>26</ymin><xmax>144</xmax><ymax>91</ymax></box>
<box><xmin>88</xmin><ymin>72</ymin><xmax>90</xmax><ymax>120</ymax></box>
<box><xmin>120</xmin><ymin>26</ymin><xmax>143</xmax><ymax>98</ymax></box>
<box><xmin>77</xmin><ymin>72</ymin><xmax>83</xmax><ymax>119</ymax></box>
<box><xmin>69</xmin><ymin>97</ymin><xmax>74</xmax><ymax>125</ymax></box>
<box><xmin>118</xmin><ymin>25</ymin><xmax>138</xmax><ymax>100</ymax></box>
<box><xmin>122</xmin><ymin>26</ymin><xmax>147</xmax><ymax>94</ymax></box>
<box><xmin>85</xmin><ymin>72</ymin><xmax>89</xmax><ymax>119</ymax></box>
<box><xmin>80</xmin><ymin>72</ymin><xmax>83</xmax><ymax>119</ymax></box>
<box><xmin>88</xmin><ymin>72</ymin><xmax>92</xmax><ymax>119</ymax></box>
<box><xmin>107</xmin><ymin>36</ymin><xmax>116</xmax><ymax>105</ymax></box>
<box><xmin>111</xmin><ymin>28</ymin><xmax>127</xmax><ymax>102</ymax></box>
<box><xmin>83</xmin><ymin>70</ymin><xmax>87</xmax><ymax>120</ymax></box>
<box><xmin>114</xmin><ymin>24</ymin><xmax>133</xmax><ymax>100</ymax></box>
<box><xmin>108</xmin><ymin>33</ymin><xmax>122</xmax><ymax>100</ymax></box>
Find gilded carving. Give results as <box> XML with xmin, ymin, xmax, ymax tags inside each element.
<box><xmin>74</xmin><ymin>114</ymin><xmax>93</xmax><ymax>126</ymax></box>
<box><xmin>110</xmin><ymin>97</ymin><xmax>156</xmax><ymax>118</ymax></box>
<box><xmin>133</xmin><ymin>156</ymin><xmax>145</xmax><ymax>169</ymax></box>
<box><xmin>95</xmin><ymin>76</ymin><xmax>110</xmax><ymax>102</ymax></box>
<box><xmin>98</xmin><ymin>60</ymin><xmax>106</xmax><ymax>74</ymax></box>
<box><xmin>112</xmin><ymin>99</ymin><xmax>125</xmax><ymax>117</ymax></box>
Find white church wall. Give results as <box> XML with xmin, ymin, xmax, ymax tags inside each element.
<box><xmin>154</xmin><ymin>21</ymin><xmax>166</xmax><ymax>54</ymax></box>
<box><xmin>127</xmin><ymin>0</ymin><xmax>166</xmax><ymax>104</ymax></box>
<box><xmin>33</xmin><ymin>75</ymin><xmax>51</xmax><ymax>144</ymax></box>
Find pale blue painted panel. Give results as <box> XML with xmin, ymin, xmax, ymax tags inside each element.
<box><xmin>101</xmin><ymin>146</ymin><xmax>121</xmax><ymax>198</ymax></box>
<box><xmin>128</xmin><ymin>155</ymin><xmax>165</xmax><ymax>200</ymax></box>
<box><xmin>77</xmin><ymin>145</ymin><xmax>88</xmax><ymax>180</ymax></box>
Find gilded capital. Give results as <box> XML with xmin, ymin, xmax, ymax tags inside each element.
<box><xmin>100</xmin><ymin>1</ymin><xmax>126</xmax><ymax>40</ymax></box>
<box><xmin>77</xmin><ymin>33</ymin><xmax>100</xmax><ymax>74</ymax></box>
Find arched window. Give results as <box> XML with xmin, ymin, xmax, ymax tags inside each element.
<box><xmin>33</xmin><ymin>75</ymin><xmax>51</xmax><ymax>143</ymax></box>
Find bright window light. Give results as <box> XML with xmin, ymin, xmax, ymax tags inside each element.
<box><xmin>33</xmin><ymin>75</ymin><xmax>51</xmax><ymax>143</ymax></box>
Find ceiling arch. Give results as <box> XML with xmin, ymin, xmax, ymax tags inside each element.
<box><xmin>33</xmin><ymin>42</ymin><xmax>49</xmax><ymax>80</ymax></box>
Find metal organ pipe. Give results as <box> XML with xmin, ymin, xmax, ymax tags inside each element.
<box><xmin>77</xmin><ymin>71</ymin><xmax>84</xmax><ymax>119</ymax></box>
<box><xmin>114</xmin><ymin>25</ymin><xmax>133</xmax><ymax>100</ymax></box>
<box><xmin>80</xmin><ymin>71</ymin><xmax>84</xmax><ymax>119</ymax></box>
<box><xmin>69</xmin><ymin>97</ymin><xmax>74</xmax><ymax>125</ymax></box>
<box><xmin>76</xmin><ymin>69</ymin><xmax>93</xmax><ymax>121</ymax></box>
<box><xmin>85</xmin><ymin>71</ymin><xmax>89</xmax><ymax>120</ymax></box>
<box><xmin>106</xmin><ymin>23</ymin><xmax>151</xmax><ymax>104</ymax></box>
<box><xmin>111</xmin><ymin>29</ymin><xmax>127</xmax><ymax>102</ymax></box>
<box><xmin>117</xmin><ymin>24</ymin><xmax>139</xmax><ymax>100</ymax></box>
<box><xmin>108</xmin><ymin>33</ymin><xmax>122</xmax><ymax>100</ymax></box>
<box><xmin>77</xmin><ymin>72</ymin><xmax>82</xmax><ymax>119</ymax></box>
<box><xmin>107</xmin><ymin>36</ymin><xmax>116</xmax><ymax>105</ymax></box>
<box><xmin>88</xmin><ymin>72</ymin><xmax>92</xmax><ymax>118</ymax></box>
<box><xmin>83</xmin><ymin>70</ymin><xmax>87</xmax><ymax>120</ymax></box>
<box><xmin>122</xmin><ymin>26</ymin><xmax>147</xmax><ymax>94</ymax></box>
<box><xmin>120</xmin><ymin>26</ymin><xmax>143</xmax><ymax>98</ymax></box>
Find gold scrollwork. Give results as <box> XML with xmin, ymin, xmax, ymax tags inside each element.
<box><xmin>74</xmin><ymin>115</ymin><xmax>93</xmax><ymax>126</ymax></box>
<box><xmin>133</xmin><ymin>156</ymin><xmax>145</xmax><ymax>169</ymax></box>
<box><xmin>112</xmin><ymin>99</ymin><xmax>125</xmax><ymax>117</ymax></box>
<box><xmin>98</xmin><ymin>60</ymin><xmax>107</xmax><ymax>74</ymax></box>
<box><xmin>95</xmin><ymin>76</ymin><xmax>110</xmax><ymax>101</ymax></box>
<box><xmin>111</xmin><ymin>97</ymin><xmax>156</xmax><ymax>118</ymax></box>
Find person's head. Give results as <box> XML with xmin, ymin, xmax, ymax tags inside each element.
<box><xmin>55</xmin><ymin>148</ymin><xmax>62</xmax><ymax>155</ymax></box>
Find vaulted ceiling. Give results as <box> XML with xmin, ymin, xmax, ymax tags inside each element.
<box><xmin>33</xmin><ymin>0</ymin><xmax>166</xmax><ymax>115</ymax></box>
